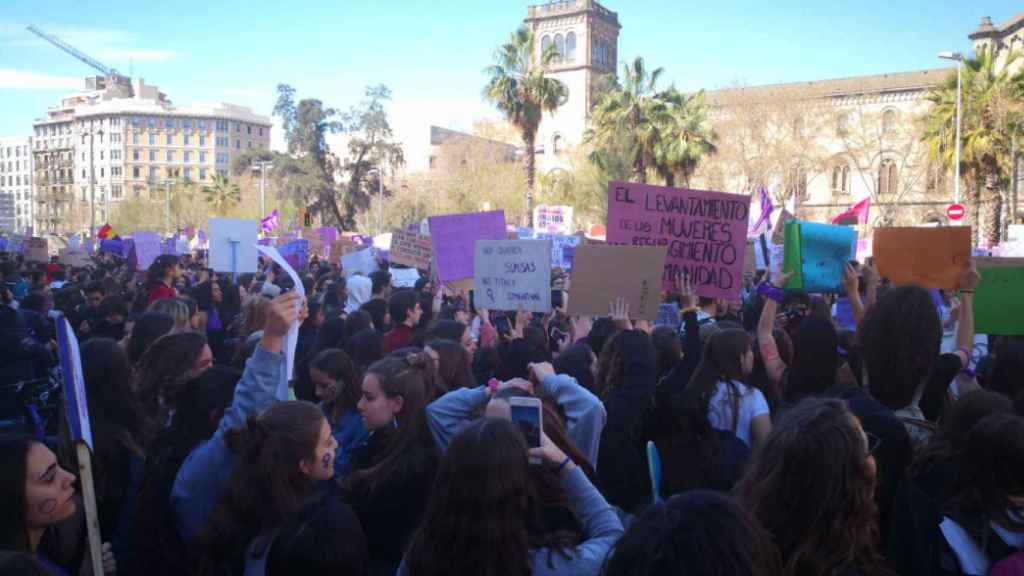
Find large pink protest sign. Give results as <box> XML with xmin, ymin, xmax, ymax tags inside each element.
<box><xmin>429</xmin><ymin>210</ymin><xmax>507</xmax><ymax>281</ymax></box>
<box><xmin>606</xmin><ymin>181</ymin><xmax>751</xmax><ymax>299</ymax></box>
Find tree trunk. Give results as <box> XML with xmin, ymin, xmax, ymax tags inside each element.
<box><xmin>665</xmin><ymin>171</ymin><xmax>675</xmax><ymax>188</ymax></box>
<box><xmin>969</xmin><ymin>177</ymin><xmax>981</xmax><ymax>247</ymax></box>
<box><xmin>983</xmin><ymin>173</ymin><xmax>1003</xmax><ymax>248</ymax></box>
<box><xmin>524</xmin><ymin>132</ymin><xmax>536</xmax><ymax>227</ymax></box>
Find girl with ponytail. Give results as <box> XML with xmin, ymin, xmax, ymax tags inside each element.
<box><xmin>192</xmin><ymin>401</ymin><xmax>352</xmax><ymax>575</ymax></box>
<box><xmin>341</xmin><ymin>351</ymin><xmax>441</xmax><ymax>576</ymax></box>
<box><xmin>686</xmin><ymin>328</ymin><xmax>772</xmax><ymax>449</ymax></box>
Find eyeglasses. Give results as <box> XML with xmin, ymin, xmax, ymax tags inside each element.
<box><xmin>866</xmin><ymin>432</ymin><xmax>882</xmax><ymax>455</ymax></box>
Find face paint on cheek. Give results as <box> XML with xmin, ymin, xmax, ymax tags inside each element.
<box><xmin>321</xmin><ymin>452</ymin><xmax>332</xmax><ymax>471</ymax></box>
<box><xmin>39</xmin><ymin>498</ymin><xmax>58</xmax><ymax>518</ymax></box>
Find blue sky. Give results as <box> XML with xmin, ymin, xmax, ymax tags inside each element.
<box><xmin>0</xmin><ymin>0</ymin><xmax>1019</xmax><ymax>153</ymax></box>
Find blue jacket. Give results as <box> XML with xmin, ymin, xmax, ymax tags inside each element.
<box><xmin>325</xmin><ymin>408</ymin><xmax>368</xmax><ymax>479</ymax></box>
<box><xmin>170</xmin><ymin>344</ymin><xmax>287</xmax><ymax>543</ymax></box>
<box><xmin>397</xmin><ymin>466</ymin><xmax>623</xmax><ymax>576</ymax></box>
<box><xmin>426</xmin><ymin>373</ymin><xmax>606</xmax><ymax>468</ymax></box>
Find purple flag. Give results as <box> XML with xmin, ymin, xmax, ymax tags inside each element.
<box><xmin>749</xmin><ymin>186</ymin><xmax>774</xmax><ymax>236</ymax></box>
<box><xmin>261</xmin><ymin>209</ymin><xmax>280</xmax><ymax>234</ymax></box>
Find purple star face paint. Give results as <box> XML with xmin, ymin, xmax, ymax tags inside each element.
<box><xmin>321</xmin><ymin>452</ymin><xmax>331</xmax><ymax>472</ymax></box>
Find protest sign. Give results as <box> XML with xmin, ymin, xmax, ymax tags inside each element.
<box><xmin>279</xmin><ymin>239</ymin><xmax>309</xmax><ymax>271</ymax></box>
<box><xmin>55</xmin><ymin>315</ymin><xmax>104</xmax><ymax>576</ymax></box>
<box><xmin>972</xmin><ymin>257</ymin><xmax>1024</xmax><ymax>335</ymax></box>
<box><xmin>68</xmin><ymin>234</ymin><xmax>80</xmax><ymax>249</ymax></box>
<box><xmin>389</xmin><ymin>229</ymin><xmax>433</xmax><ymax>269</ymax></box>
<box><xmin>567</xmin><ymin>244</ymin><xmax>667</xmax><ymax>321</ymax></box>
<box><xmin>25</xmin><ymin>237</ymin><xmax>48</xmax><ymax>262</ymax></box>
<box><xmin>534</xmin><ymin>232</ymin><xmax>582</xmax><ymax>270</ymax></box>
<box><xmin>317</xmin><ymin>226</ymin><xmax>339</xmax><ymax>245</ymax></box>
<box><xmin>534</xmin><ymin>204</ymin><xmax>574</xmax><ymax>235</ymax></box>
<box><xmin>60</xmin><ymin>248</ymin><xmax>91</xmax><ymax>268</ymax></box>
<box><xmin>654</xmin><ymin>302</ymin><xmax>681</xmax><ymax>328</ymax></box>
<box><xmin>429</xmin><ymin>210</ymin><xmax>507</xmax><ymax>282</ymax></box>
<box><xmin>133</xmin><ymin>231</ymin><xmax>163</xmax><ymax>270</ymax></box>
<box><xmin>782</xmin><ymin>221</ymin><xmax>857</xmax><ymax>292</ymax></box>
<box><xmin>255</xmin><ymin>246</ymin><xmax>306</xmax><ymax>381</ymax></box>
<box><xmin>606</xmin><ymin>181</ymin><xmax>751</xmax><ymax>299</ymax></box>
<box><xmin>473</xmin><ymin>239</ymin><xmax>552</xmax><ymax>313</ymax></box>
<box><xmin>772</xmin><ymin>208</ymin><xmax>795</xmax><ymax>245</ymax></box>
<box><xmin>562</xmin><ymin>244</ymin><xmax>578</xmax><ymax>270</ymax></box>
<box><xmin>390</xmin><ymin>267</ymin><xmax>421</xmax><ymax>288</ymax></box>
<box><xmin>8</xmin><ymin>234</ymin><xmax>24</xmax><ymax>254</ymax></box>
<box><xmin>745</xmin><ymin>240</ymin><xmax>757</xmax><ymax>277</ymax></box>
<box><xmin>209</xmin><ymin>219</ymin><xmax>259</xmax><ymax>274</ymax></box>
<box><xmin>873</xmin><ymin>227</ymin><xmax>971</xmax><ymax>289</ymax></box>
<box><xmin>341</xmin><ymin>247</ymin><xmax>378</xmax><ymax>277</ymax></box>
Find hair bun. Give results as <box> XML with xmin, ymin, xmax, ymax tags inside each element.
<box><xmin>404</xmin><ymin>352</ymin><xmax>432</xmax><ymax>371</ymax></box>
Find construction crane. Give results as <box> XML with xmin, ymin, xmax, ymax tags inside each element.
<box><xmin>26</xmin><ymin>25</ymin><xmax>121</xmax><ymax>77</ymax></box>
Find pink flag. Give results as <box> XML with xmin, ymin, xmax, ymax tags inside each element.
<box><xmin>831</xmin><ymin>197</ymin><xmax>871</xmax><ymax>226</ymax></box>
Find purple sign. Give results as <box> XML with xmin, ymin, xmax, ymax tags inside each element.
<box><xmin>317</xmin><ymin>226</ymin><xmax>338</xmax><ymax>245</ymax></box>
<box><xmin>279</xmin><ymin>239</ymin><xmax>309</xmax><ymax>271</ymax></box>
<box><xmin>428</xmin><ymin>210</ymin><xmax>507</xmax><ymax>282</ymax></box>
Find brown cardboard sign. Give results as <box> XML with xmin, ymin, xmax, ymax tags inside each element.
<box><xmin>873</xmin><ymin>226</ymin><xmax>972</xmax><ymax>289</ymax></box>
<box><xmin>566</xmin><ymin>244</ymin><xmax>667</xmax><ymax>321</ymax></box>
<box><xmin>390</xmin><ymin>229</ymin><xmax>433</xmax><ymax>269</ymax></box>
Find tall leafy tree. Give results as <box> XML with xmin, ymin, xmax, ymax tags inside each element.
<box><xmin>653</xmin><ymin>88</ymin><xmax>717</xmax><ymax>188</ymax></box>
<box><xmin>484</xmin><ymin>27</ymin><xmax>568</xmax><ymax>224</ymax></box>
<box><xmin>922</xmin><ymin>47</ymin><xmax>1024</xmax><ymax>245</ymax></box>
<box><xmin>586</xmin><ymin>57</ymin><xmax>668</xmax><ymax>183</ymax></box>
<box><xmin>203</xmin><ymin>175</ymin><xmax>242</xmax><ymax>215</ymax></box>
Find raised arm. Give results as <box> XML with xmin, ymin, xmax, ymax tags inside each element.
<box><xmin>952</xmin><ymin>262</ymin><xmax>980</xmax><ymax>368</ymax></box>
<box><xmin>531</xmin><ymin>362</ymin><xmax>607</xmax><ymax>467</ymax></box>
<box><xmin>756</xmin><ymin>272</ymin><xmax>790</xmax><ymax>385</ymax></box>
<box><xmin>842</xmin><ymin>263</ymin><xmax>866</xmax><ymax>327</ymax></box>
<box><xmin>426</xmin><ymin>386</ymin><xmax>491</xmax><ymax>451</ymax></box>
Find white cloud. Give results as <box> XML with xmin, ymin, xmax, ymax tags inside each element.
<box><xmin>0</xmin><ymin>69</ymin><xmax>80</xmax><ymax>91</ymax></box>
<box><xmin>0</xmin><ymin>21</ymin><xmax>179</xmax><ymax>65</ymax></box>
<box><xmin>96</xmin><ymin>49</ymin><xmax>179</xmax><ymax>63</ymax></box>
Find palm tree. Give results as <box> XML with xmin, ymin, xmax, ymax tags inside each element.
<box><xmin>484</xmin><ymin>27</ymin><xmax>568</xmax><ymax>225</ymax></box>
<box><xmin>653</xmin><ymin>88</ymin><xmax>718</xmax><ymax>188</ymax></box>
<box><xmin>203</xmin><ymin>175</ymin><xmax>242</xmax><ymax>215</ymax></box>
<box><xmin>922</xmin><ymin>47</ymin><xmax>1024</xmax><ymax>246</ymax></box>
<box><xmin>586</xmin><ymin>57</ymin><xmax>670</xmax><ymax>183</ymax></box>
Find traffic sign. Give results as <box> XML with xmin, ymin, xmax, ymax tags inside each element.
<box><xmin>947</xmin><ymin>203</ymin><xmax>965</xmax><ymax>221</ymax></box>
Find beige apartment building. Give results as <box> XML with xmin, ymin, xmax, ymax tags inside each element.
<box><xmin>0</xmin><ymin>137</ymin><xmax>34</xmax><ymax>233</ymax></box>
<box><xmin>33</xmin><ymin>74</ymin><xmax>271</xmax><ymax>234</ymax></box>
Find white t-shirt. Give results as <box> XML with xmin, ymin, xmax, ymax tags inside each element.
<box><xmin>707</xmin><ymin>380</ymin><xmax>770</xmax><ymax>447</ymax></box>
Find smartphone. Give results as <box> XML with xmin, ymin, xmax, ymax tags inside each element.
<box><xmin>508</xmin><ymin>397</ymin><xmax>543</xmax><ymax>464</ymax></box>
<box><xmin>551</xmin><ymin>289</ymin><xmax>564</xmax><ymax>309</ymax></box>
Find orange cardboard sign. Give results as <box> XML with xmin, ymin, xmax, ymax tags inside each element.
<box><xmin>566</xmin><ymin>244</ymin><xmax>667</xmax><ymax>321</ymax></box>
<box><xmin>873</xmin><ymin>227</ymin><xmax>971</xmax><ymax>289</ymax></box>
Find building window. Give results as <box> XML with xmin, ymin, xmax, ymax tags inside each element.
<box><xmin>112</xmin><ymin>184</ymin><xmax>122</xmax><ymax>198</ymax></box>
<box><xmin>200</xmin><ymin>151</ymin><xmax>207</xmax><ymax>163</ymax></box>
<box><xmin>184</xmin><ymin>135</ymin><xmax>191</xmax><ymax>146</ymax></box>
<box><xmin>133</xmin><ymin>167</ymin><xmax>140</xmax><ymax>178</ymax></box>
<box><xmin>235</xmin><ymin>139</ymin><xmax>240</xmax><ymax>149</ymax></box>
<box><xmin>552</xmin><ymin>134</ymin><xmax>563</xmax><ymax>155</ymax></box>
<box><xmin>99</xmin><ymin>150</ymin><xmax>104</xmax><ymax>160</ymax></box>
<box><xmin>234</xmin><ymin>123</ymin><xmax>240</xmax><ymax>133</ymax></box>
<box><xmin>149</xmin><ymin>150</ymin><xmax>156</xmax><ymax>161</ymax></box>
<box><xmin>198</xmin><ymin>119</ymin><xmax>206</xmax><ymax>130</ymax></box>
<box><xmin>566</xmin><ymin>32</ymin><xmax>576</xmax><ymax>61</ymax></box>
<box><xmin>165</xmin><ymin>118</ymin><xmax>175</xmax><ymax>129</ymax></box>
<box><xmin>553</xmin><ymin>34</ymin><xmax>564</xmax><ymax>62</ymax></box>
<box><xmin>111</xmin><ymin>133</ymin><xmax>121</xmax><ymax>143</ymax></box>
<box><xmin>100</xmin><ymin>168</ymin><xmax>104</xmax><ymax>177</ymax></box>
<box><xmin>247</xmin><ymin>141</ymin><xmax>253</xmax><ymax>149</ymax></box>
<box><xmin>132</xmin><ymin>134</ymin><xmax>139</xmax><ymax>145</ymax></box>
<box><xmin>184</xmin><ymin>167</ymin><xmax>192</xmax><ymax>180</ymax></box>
<box><xmin>836</xmin><ymin>112</ymin><xmax>850</xmax><ymax>137</ymax></box>
<box><xmin>216</xmin><ymin>136</ymin><xmax>228</xmax><ymax>147</ymax></box>
<box><xmin>111</xmin><ymin>150</ymin><xmax>121</xmax><ymax>160</ymax></box>
<box><xmin>878</xmin><ymin>159</ymin><xmax>897</xmax><ymax>196</ymax></box>
<box><xmin>166</xmin><ymin>150</ymin><xmax>174</xmax><ymax>162</ymax></box>
<box><xmin>258</xmin><ymin>127</ymin><xmax>264</xmax><ymax>136</ymax></box>
<box><xmin>246</xmin><ymin>125</ymin><xmax>252</xmax><ymax>135</ymax></box>
<box><xmin>147</xmin><ymin>117</ymin><xmax>156</xmax><ymax>128</ymax></box>
<box><xmin>183</xmin><ymin>119</ymin><xmax>192</xmax><ymax>129</ymax></box>
<box><xmin>149</xmin><ymin>134</ymin><xmax>156</xmax><ymax>145</ymax></box>
<box><xmin>541</xmin><ymin>35</ymin><xmax>551</xmax><ymax>56</ymax></box>
<box><xmin>200</xmin><ymin>167</ymin><xmax>208</xmax><ymax>180</ymax></box>
<box><xmin>882</xmin><ymin>109</ymin><xmax>897</xmax><ymax>135</ymax></box>
<box><xmin>166</xmin><ymin>134</ymin><xmax>173</xmax><ymax>145</ymax></box>
<box><xmin>200</xmin><ymin>135</ymin><xmax>206</xmax><ymax>146</ymax></box>
<box><xmin>216</xmin><ymin>119</ymin><xmax>228</xmax><ymax>131</ymax></box>
<box><xmin>184</xmin><ymin>151</ymin><xmax>191</xmax><ymax>163</ymax></box>
<box><xmin>132</xmin><ymin>149</ymin><xmax>139</xmax><ymax>161</ymax></box>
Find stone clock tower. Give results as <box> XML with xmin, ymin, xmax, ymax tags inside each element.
<box><xmin>524</xmin><ymin>0</ymin><xmax>621</xmax><ymax>173</ymax></box>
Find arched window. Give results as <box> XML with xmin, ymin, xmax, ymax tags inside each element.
<box><xmin>882</xmin><ymin>109</ymin><xmax>897</xmax><ymax>134</ymax></box>
<box><xmin>836</xmin><ymin>112</ymin><xmax>850</xmax><ymax>137</ymax></box>
<box><xmin>552</xmin><ymin>134</ymin><xmax>563</xmax><ymax>155</ymax></box>
<box><xmin>566</xmin><ymin>32</ymin><xmax>576</xmax><ymax>62</ymax></box>
<box><xmin>541</xmin><ymin>35</ymin><xmax>551</xmax><ymax>58</ymax></box>
<box><xmin>553</xmin><ymin>34</ymin><xmax>564</xmax><ymax>62</ymax></box>
<box><xmin>831</xmin><ymin>163</ymin><xmax>851</xmax><ymax>195</ymax></box>
<box><xmin>878</xmin><ymin>159</ymin><xmax>897</xmax><ymax>196</ymax></box>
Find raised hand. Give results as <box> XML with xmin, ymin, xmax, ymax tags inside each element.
<box><xmin>609</xmin><ymin>297</ymin><xmax>631</xmax><ymax>330</ymax></box>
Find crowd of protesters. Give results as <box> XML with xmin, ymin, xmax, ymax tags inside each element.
<box><xmin>0</xmin><ymin>240</ymin><xmax>1022</xmax><ymax>576</ymax></box>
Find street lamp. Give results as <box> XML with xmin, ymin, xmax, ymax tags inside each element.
<box><xmin>938</xmin><ymin>51</ymin><xmax>964</xmax><ymax>206</ymax></box>
<box><xmin>161</xmin><ymin>178</ymin><xmax>175</xmax><ymax>234</ymax></box>
<box><xmin>251</xmin><ymin>160</ymin><xmax>272</xmax><ymax>217</ymax></box>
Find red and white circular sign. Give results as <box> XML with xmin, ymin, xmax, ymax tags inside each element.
<box><xmin>947</xmin><ymin>203</ymin><xmax>965</xmax><ymax>221</ymax></box>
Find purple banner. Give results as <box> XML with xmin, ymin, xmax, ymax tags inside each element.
<box><xmin>428</xmin><ymin>210</ymin><xmax>507</xmax><ymax>282</ymax></box>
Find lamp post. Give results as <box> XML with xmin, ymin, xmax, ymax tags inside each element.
<box><xmin>938</xmin><ymin>51</ymin><xmax>964</xmax><ymax>207</ymax></box>
<box><xmin>252</xmin><ymin>160</ymin><xmax>272</xmax><ymax>217</ymax></box>
<box><xmin>162</xmin><ymin>178</ymin><xmax>174</xmax><ymax>234</ymax></box>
